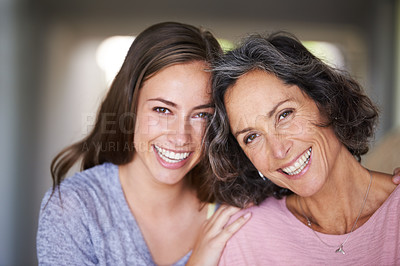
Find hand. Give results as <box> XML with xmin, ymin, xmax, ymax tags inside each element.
<box><xmin>392</xmin><ymin>167</ymin><xmax>400</xmax><ymax>184</ymax></box>
<box><xmin>186</xmin><ymin>205</ymin><xmax>251</xmax><ymax>266</ymax></box>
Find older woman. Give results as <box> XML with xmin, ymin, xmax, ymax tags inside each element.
<box><xmin>207</xmin><ymin>32</ymin><xmax>400</xmax><ymax>264</ymax></box>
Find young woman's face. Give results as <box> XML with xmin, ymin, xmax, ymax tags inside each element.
<box><xmin>133</xmin><ymin>61</ymin><xmax>213</xmax><ymax>185</ymax></box>
<box><xmin>225</xmin><ymin>70</ymin><xmax>343</xmax><ymax>197</ymax></box>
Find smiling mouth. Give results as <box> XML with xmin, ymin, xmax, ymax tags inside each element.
<box><xmin>281</xmin><ymin>148</ymin><xmax>312</xmax><ymax>176</ymax></box>
<box><xmin>154</xmin><ymin>145</ymin><xmax>191</xmax><ymax>163</ymax></box>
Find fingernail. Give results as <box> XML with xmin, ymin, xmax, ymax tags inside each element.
<box><xmin>394</xmin><ymin>176</ymin><xmax>400</xmax><ymax>184</ymax></box>
<box><xmin>243</xmin><ymin>212</ymin><xmax>251</xmax><ymax>219</ymax></box>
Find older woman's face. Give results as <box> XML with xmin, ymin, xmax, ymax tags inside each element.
<box><xmin>224</xmin><ymin>70</ymin><xmax>343</xmax><ymax>197</ymax></box>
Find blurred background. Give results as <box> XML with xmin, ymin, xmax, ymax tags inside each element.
<box><xmin>1</xmin><ymin>0</ymin><xmax>399</xmax><ymax>264</ymax></box>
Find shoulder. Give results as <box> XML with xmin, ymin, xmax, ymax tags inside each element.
<box><xmin>37</xmin><ymin>163</ymin><xmax>141</xmax><ymax>265</ymax></box>
<box><xmin>219</xmin><ymin>197</ymin><xmax>288</xmax><ymax>265</ymax></box>
<box><xmin>37</xmin><ymin>163</ymin><xmax>120</xmax><ymax>262</ymax></box>
<box><xmin>379</xmin><ymin>180</ymin><xmax>400</xmax><ymax>208</ymax></box>
<box><xmin>368</xmin><ymin>171</ymin><xmax>398</xmax><ymax>212</ymax></box>
<box><xmin>228</xmin><ymin>196</ymin><xmax>287</xmax><ymax>237</ymax></box>
<box><xmin>248</xmin><ymin>196</ymin><xmax>287</xmax><ymax>222</ymax></box>
<box><xmin>45</xmin><ymin>163</ymin><xmax>117</xmax><ymax>200</ymax></box>
<box><xmin>61</xmin><ymin>162</ymin><xmax>117</xmax><ymax>193</ymax></box>
<box><xmin>39</xmin><ymin>163</ymin><xmax>118</xmax><ymax>219</ymax></box>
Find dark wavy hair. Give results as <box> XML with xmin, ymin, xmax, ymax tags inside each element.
<box><xmin>206</xmin><ymin>32</ymin><xmax>379</xmax><ymax>207</ymax></box>
<box><xmin>50</xmin><ymin>22</ymin><xmax>222</xmax><ymax>203</ymax></box>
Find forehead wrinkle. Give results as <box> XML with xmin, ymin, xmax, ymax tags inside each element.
<box><xmin>224</xmin><ymin>85</ymin><xmax>260</xmax><ymax>135</ymax></box>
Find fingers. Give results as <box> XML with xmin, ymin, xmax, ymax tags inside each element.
<box><xmin>209</xmin><ymin>205</ymin><xmax>240</xmax><ymax>221</ymax></box>
<box><xmin>217</xmin><ymin>212</ymin><xmax>251</xmax><ymax>243</ymax></box>
<box><xmin>206</xmin><ymin>205</ymin><xmax>241</xmax><ymax>231</ymax></box>
<box><xmin>203</xmin><ymin>205</ymin><xmax>252</xmax><ymax>245</ymax></box>
<box><xmin>392</xmin><ymin>167</ymin><xmax>400</xmax><ymax>184</ymax></box>
<box><xmin>393</xmin><ymin>167</ymin><xmax>400</xmax><ymax>175</ymax></box>
<box><xmin>187</xmin><ymin>206</ymin><xmax>252</xmax><ymax>266</ymax></box>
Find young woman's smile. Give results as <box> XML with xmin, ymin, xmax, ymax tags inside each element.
<box><xmin>153</xmin><ymin>145</ymin><xmax>193</xmax><ymax>169</ymax></box>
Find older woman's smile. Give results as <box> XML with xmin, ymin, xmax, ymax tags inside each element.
<box><xmin>281</xmin><ymin>147</ymin><xmax>312</xmax><ymax>176</ymax></box>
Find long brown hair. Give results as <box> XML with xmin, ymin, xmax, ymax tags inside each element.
<box><xmin>51</xmin><ymin>22</ymin><xmax>222</xmax><ymax>202</ymax></box>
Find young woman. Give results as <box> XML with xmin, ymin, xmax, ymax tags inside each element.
<box><xmin>36</xmin><ymin>22</ymin><xmax>250</xmax><ymax>265</ymax></box>
<box><xmin>207</xmin><ymin>32</ymin><xmax>400</xmax><ymax>264</ymax></box>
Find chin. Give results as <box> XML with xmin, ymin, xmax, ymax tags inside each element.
<box><xmin>295</xmin><ymin>184</ymin><xmax>323</xmax><ymax>197</ymax></box>
<box><xmin>154</xmin><ymin>171</ymin><xmax>188</xmax><ymax>185</ymax></box>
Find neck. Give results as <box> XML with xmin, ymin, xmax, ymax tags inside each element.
<box><xmin>119</xmin><ymin>158</ymin><xmax>198</xmax><ymax>217</ymax></box>
<box><xmin>289</xmin><ymin>148</ymin><xmax>373</xmax><ymax>234</ymax></box>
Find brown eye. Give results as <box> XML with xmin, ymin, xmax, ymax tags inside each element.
<box><xmin>244</xmin><ymin>133</ymin><xmax>259</xmax><ymax>144</ymax></box>
<box><xmin>194</xmin><ymin>112</ymin><xmax>213</xmax><ymax>120</ymax></box>
<box><xmin>153</xmin><ymin>107</ymin><xmax>171</xmax><ymax>114</ymax></box>
<box><xmin>278</xmin><ymin>110</ymin><xmax>293</xmax><ymax>121</ymax></box>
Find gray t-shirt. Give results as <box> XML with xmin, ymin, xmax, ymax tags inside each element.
<box><xmin>37</xmin><ymin>163</ymin><xmax>190</xmax><ymax>265</ymax></box>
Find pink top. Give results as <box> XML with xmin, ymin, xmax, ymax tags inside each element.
<box><xmin>220</xmin><ymin>185</ymin><xmax>400</xmax><ymax>265</ymax></box>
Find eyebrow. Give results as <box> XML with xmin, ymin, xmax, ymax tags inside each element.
<box><xmin>234</xmin><ymin>126</ymin><xmax>255</xmax><ymax>138</ymax></box>
<box><xmin>267</xmin><ymin>98</ymin><xmax>292</xmax><ymax>118</ymax></box>
<box><xmin>148</xmin><ymin>98</ymin><xmax>177</xmax><ymax>107</ymax></box>
<box><xmin>148</xmin><ymin>98</ymin><xmax>213</xmax><ymax>110</ymax></box>
<box><xmin>193</xmin><ymin>103</ymin><xmax>214</xmax><ymax>110</ymax></box>
<box><xmin>233</xmin><ymin>98</ymin><xmax>293</xmax><ymax>138</ymax></box>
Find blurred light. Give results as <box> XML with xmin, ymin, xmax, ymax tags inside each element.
<box><xmin>218</xmin><ymin>38</ymin><xmax>235</xmax><ymax>52</ymax></box>
<box><xmin>96</xmin><ymin>37</ymin><xmax>344</xmax><ymax>83</ymax></box>
<box><xmin>96</xmin><ymin>36</ymin><xmax>135</xmax><ymax>85</ymax></box>
<box><xmin>96</xmin><ymin>36</ymin><xmax>236</xmax><ymax>85</ymax></box>
<box><xmin>303</xmin><ymin>41</ymin><xmax>345</xmax><ymax>69</ymax></box>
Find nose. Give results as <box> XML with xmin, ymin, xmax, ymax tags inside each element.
<box><xmin>266</xmin><ymin>133</ymin><xmax>291</xmax><ymax>159</ymax></box>
<box><xmin>167</xmin><ymin>115</ymin><xmax>192</xmax><ymax>147</ymax></box>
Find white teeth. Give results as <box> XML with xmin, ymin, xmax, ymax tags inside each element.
<box><xmin>282</xmin><ymin>148</ymin><xmax>312</xmax><ymax>175</ymax></box>
<box><xmin>154</xmin><ymin>145</ymin><xmax>190</xmax><ymax>163</ymax></box>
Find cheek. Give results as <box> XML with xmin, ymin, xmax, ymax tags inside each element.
<box><xmin>190</xmin><ymin>120</ymin><xmax>207</xmax><ymax>143</ymax></box>
<box><xmin>135</xmin><ymin>114</ymin><xmax>168</xmax><ymax>136</ymax></box>
<box><xmin>242</xmin><ymin>144</ymin><xmax>265</xmax><ymax>170</ymax></box>
<box><xmin>320</xmin><ymin>127</ymin><xmax>342</xmax><ymax>155</ymax></box>
<box><xmin>280</xmin><ymin>117</ymin><xmax>312</xmax><ymax>138</ymax></box>
<box><xmin>288</xmin><ymin>118</ymin><xmax>322</xmax><ymax>141</ymax></box>
<box><xmin>307</xmin><ymin>124</ymin><xmax>337</xmax><ymax>145</ymax></box>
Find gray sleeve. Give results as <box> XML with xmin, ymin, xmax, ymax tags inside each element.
<box><xmin>36</xmin><ymin>188</ymin><xmax>98</xmax><ymax>265</ymax></box>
